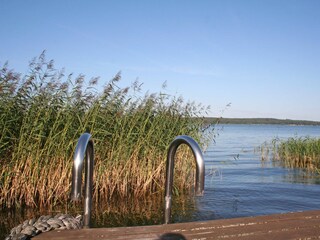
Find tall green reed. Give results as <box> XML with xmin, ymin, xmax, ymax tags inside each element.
<box><xmin>260</xmin><ymin>137</ymin><xmax>320</xmax><ymax>172</ymax></box>
<box><xmin>0</xmin><ymin>52</ymin><xmax>212</xmax><ymax>209</ymax></box>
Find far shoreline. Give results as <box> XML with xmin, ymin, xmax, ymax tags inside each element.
<box><xmin>203</xmin><ymin>117</ymin><xmax>320</xmax><ymax>126</ymax></box>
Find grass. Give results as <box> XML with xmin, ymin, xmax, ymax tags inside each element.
<box><xmin>0</xmin><ymin>52</ymin><xmax>213</xmax><ymax>209</ymax></box>
<box><xmin>260</xmin><ymin>137</ymin><xmax>320</xmax><ymax>172</ymax></box>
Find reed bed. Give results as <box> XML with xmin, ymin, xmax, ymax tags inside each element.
<box><xmin>0</xmin><ymin>52</ymin><xmax>212</xmax><ymax>209</ymax></box>
<box><xmin>260</xmin><ymin>137</ymin><xmax>320</xmax><ymax>172</ymax></box>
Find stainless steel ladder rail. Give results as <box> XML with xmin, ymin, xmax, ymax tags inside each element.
<box><xmin>164</xmin><ymin>135</ymin><xmax>205</xmax><ymax>224</ymax></box>
<box><xmin>70</xmin><ymin>133</ymin><xmax>94</xmax><ymax>228</ymax></box>
<box><xmin>69</xmin><ymin>133</ymin><xmax>204</xmax><ymax>226</ymax></box>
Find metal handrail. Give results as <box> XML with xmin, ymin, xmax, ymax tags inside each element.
<box><xmin>70</xmin><ymin>133</ymin><xmax>94</xmax><ymax>228</ymax></box>
<box><xmin>164</xmin><ymin>135</ymin><xmax>205</xmax><ymax>224</ymax></box>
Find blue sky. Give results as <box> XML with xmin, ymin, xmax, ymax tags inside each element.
<box><xmin>1</xmin><ymin>0</ymin><xmax>320</xmax><ymax>121</ymax></box>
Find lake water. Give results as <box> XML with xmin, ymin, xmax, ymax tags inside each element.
<box><xmin>187</xmin><ymin>124</ymin><xmax>320</xmax><ymax>222</ymax></box>
<box><xmin>1</xmin><ymin>124</ymin><xmax>320</xmax><ymax>237</ymax></box>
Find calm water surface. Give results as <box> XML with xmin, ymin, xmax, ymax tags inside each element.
<box><xmin>189</xmin><ymin>124</ymin><xmax>320</xmax><ymax>222</ymax></box>
<box><xmin>2</xmin><ymin>124</ymin><xmax>320</xmax><ymax>237</ymax></box>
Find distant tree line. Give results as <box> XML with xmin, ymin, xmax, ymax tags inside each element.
<box><xmin>203</xmin><ymin>117</ymin><xmax>320</xmax><ymax>126</ymax></box>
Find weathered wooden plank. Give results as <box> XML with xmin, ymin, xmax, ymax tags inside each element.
<box><xmin>34</xmin><ymin>210</ymin><xmax>320</xmax><ymax>240</ymax></box>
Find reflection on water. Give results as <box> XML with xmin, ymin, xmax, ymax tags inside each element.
<box><xmin>0</xmin><ymin>195</ymin><xmax>196</xmax><ymax>238</ymax></box>
<box><xmin>197</xmin><ymin>124</ymin><xmax>320</xmax><ymax>221</ymax></box>
<box><xmin>1</xmin><ymin>124</ymin><xmax>320</xmax><ymax>238</ymax></box>
<box><xmin>90</xmin><ymin>195</ymin><xmax>198</xmax><ymax>227</ymax></box>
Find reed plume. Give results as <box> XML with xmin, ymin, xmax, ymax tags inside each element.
<box><xmin>0</xmin><ymin>52</ymin><xmax>212</xmax><ymax>209</ymax></box>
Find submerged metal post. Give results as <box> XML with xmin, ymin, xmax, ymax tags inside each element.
<box><xmin>164</xmin><ymin>135</ymin><xmax>205</xmax><ymax>224</ymax></box>
<box><xmin>70</xmin><ymin>133</ymin><xmax>94</xmax><ymax>228</ymax></box>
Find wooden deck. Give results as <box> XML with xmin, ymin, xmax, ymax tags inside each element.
<box><xmin>34</xmin><ymin>210</ymin><xmax>320</xmax><ymax>240</ymax></box>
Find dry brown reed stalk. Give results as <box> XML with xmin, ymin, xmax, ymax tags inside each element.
<box><xmin>0</xmin><ymin>53</ymin><xmax>213</xmax><ymax>210</ymax></box>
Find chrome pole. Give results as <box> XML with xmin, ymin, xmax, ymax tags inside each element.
<box><xmin>70</xmin><ymin>133</ymin><xmax>94</xmax><ymax>228</ymax></box>
<box><xmin>164</xmin><ymin>135</ymin><xmax>205</xmax><ymax>224</ymax></box>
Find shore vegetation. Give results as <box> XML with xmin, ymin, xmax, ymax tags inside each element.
<box><xmin>0</xmin><ymin>52</ymin><xmax>212</xmax><ymax>209</ymax></box>
<box><xmin>204</xmin><ymin>117</ymin><xmax>320</xmax><ymax>126</ymax></box>
<box><xmin>260</xmin><ymin>137</ymin><xmax>320</xmax><ymax>172</ymax></box>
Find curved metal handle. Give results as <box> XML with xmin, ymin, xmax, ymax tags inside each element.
<box><xmin>70</xmin><ymin>133</ymin><xmax>94</xmax><ymax>228</ymax></box>
<box><xmin>164</xmin><ymin>135</ymin><xmax>205</xmax><ymax>224</ymax></box>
